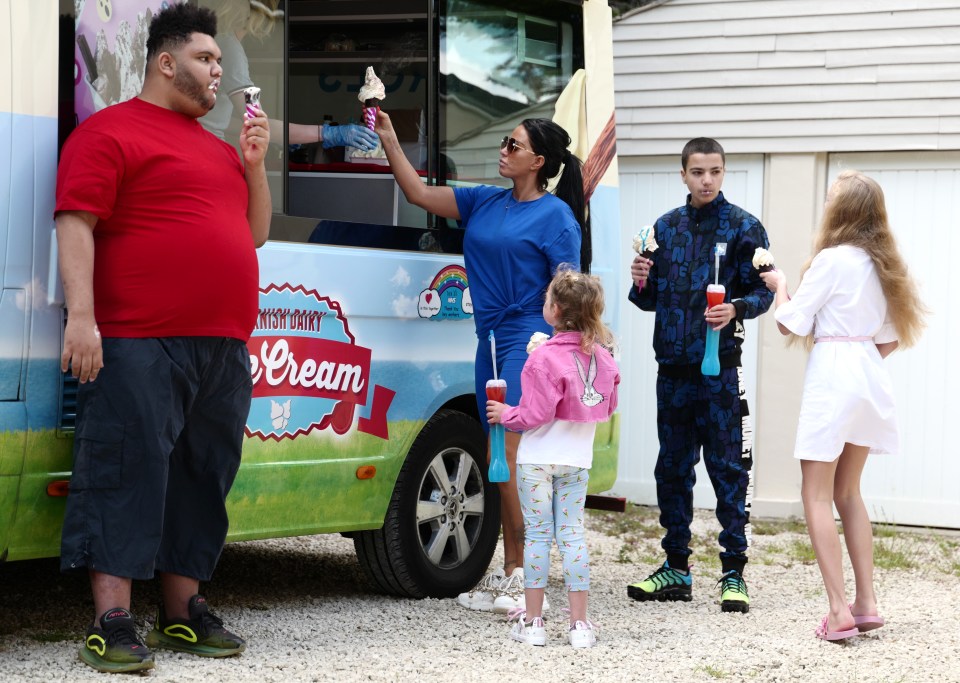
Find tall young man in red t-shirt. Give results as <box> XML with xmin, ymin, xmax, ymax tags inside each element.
<box><xmin>55</xmin><ymin>4</ymin><xmax>270</xmax><ymax>674</ymax></box>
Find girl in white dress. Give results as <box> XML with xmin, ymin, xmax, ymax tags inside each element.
<box><xmin>760</xmin><ymin>170</ymin><xmax>927</xmax><ymax>642</ymax></box>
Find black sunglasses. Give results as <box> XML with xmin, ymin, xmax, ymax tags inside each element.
<box><xmin>500</xmin><ymin>136</ymin><xmax>536</xmax><ymax>155</ymax></box>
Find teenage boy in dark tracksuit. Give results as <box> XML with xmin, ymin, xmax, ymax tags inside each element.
<box><xmin>626</xmin><ymin>138</ymin><xmax>772</xmax><ymax>613</ymax></box>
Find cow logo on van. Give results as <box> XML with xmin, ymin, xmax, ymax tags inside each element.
<box><xmin>418</xmin><ymin>264</ymin><xmax>473</xmax><ymax>320</ymax></box>
<box><xmin>246</xmin><ymin>283</ymin><xmax>395</xmax><ymax>441</ymax></box>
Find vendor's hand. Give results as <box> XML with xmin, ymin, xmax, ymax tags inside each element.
<box><xmin>240</xmin><ymin>108</ymin><xmax>269</xmax><ymax>166</ymax></box>
<box><xmin>704</xmin><ymin>302</ymin><xmax>736</xmax><ymax>331</ymax></box>
<box><xmin>759</xmin><ymin>268</ymin><xmax>786</xmax><ymax>292</ymax></box>
<box><xmin>630</xmin><ymin>254</ymin><xmax>652</xmax><ymax>287</ymax></box>
<box><xmin>486</xmin><ymin>400</ymin><xmax>506</xmax><ymax>425</ymax></box>
<box><xmin>322</xmin><ymin>122</ymin><xmax>378</xmax><ymax>151</ymax></box>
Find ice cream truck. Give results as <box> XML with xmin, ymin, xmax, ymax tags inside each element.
<box><xmin>0</xmin><ymin>0</ymin><xmax>622</xmax><ymax>598</ymax></box>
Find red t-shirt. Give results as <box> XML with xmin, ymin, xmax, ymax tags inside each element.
<box><xmin>56</xmin><ymin>97</ymin><xmax>259</xmax><ymax>341</ymax></box>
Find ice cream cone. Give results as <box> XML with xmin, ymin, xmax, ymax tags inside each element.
<box><xmin>362</xmin><ymin>101</ymin><xmax>379</xmax><ymax>130</ymax></box>
<box><xmin>243</xmin><ymin>86</ymin><xmax>261</xmax><ymax>120</ymax></box>
<box><xmin>358</xmin><ymin>67</ymin><xmax>385</xmax><ymax>131</ymax></box>
<box><xmin>633</xmin><ymin>225</ymin><xmax>658</xmax><ymax>292</ymax></box>
<box><xmin>752</xmin><ymin>247</ymin><xmax>776</xmax><ymax>273</ymax></box>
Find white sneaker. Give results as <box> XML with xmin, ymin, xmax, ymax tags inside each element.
<box><xmin>456</xmin><ymin>568</ymin><xmax>505</xmax><ymax>611</ymax></box>
<box><xmin>568</xmin><ymin>620</ymin><xmax>597</xmax><ymax>648</ymax></box>
<box><xmin>508</xmin><ymin>610</ymin><xmax>547</xmax><ymax>646</ymax></box>
<box><xmin>492</xmin><ymin>569</ymin><xmax>551</xmax><ymax>613</ymax></box>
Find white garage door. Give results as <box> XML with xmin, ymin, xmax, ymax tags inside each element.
<box><xmin>615</xmin><ymin>155</ymin><xmax>765</xmax><ymax>510</ymax></box>
<box><xmin>829</xmin><ymin>152</ymin><xmax>958</xmax><ymax>528</ymax></box>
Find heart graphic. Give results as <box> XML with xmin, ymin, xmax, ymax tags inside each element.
<box><xmin>426</xmin><ymin>292</ymin><xmax>433</xmax><ymax>303</ymax></box>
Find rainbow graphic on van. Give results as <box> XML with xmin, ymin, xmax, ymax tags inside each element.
<box><xmin>418</xmin><ymin>264</ymin><xmax>473</xmax><ymax>321</ymax></box>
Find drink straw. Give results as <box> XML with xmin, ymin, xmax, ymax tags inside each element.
<box><xmin>489</xmin><ymin>330</ymin><xmax>498</xmax><ymax>381</ymax></box>
<box><xmin>713</xmin><ymin>243</ymin><xmax>727</xmax><ymax>286</ymax></box>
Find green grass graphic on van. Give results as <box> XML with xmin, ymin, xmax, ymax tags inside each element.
<box><xmin>231</xmin><ymin>414</ymin><xmax>618</xmax><ymax>539</ymax></box>
<box><xmin>2</xmin><ymin>413</ymin><xmax>618</xmax><ymax>563</ymax></box>
<box><xmin>227</xmin><ymin>419</ymin><xmax>423</xmax><ymax>539</ymax></box>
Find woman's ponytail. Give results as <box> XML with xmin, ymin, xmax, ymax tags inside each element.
<box><xmin>522</xmin><ymin>119</ymin><xmax>592</xmax><ymax>273</ymax></box>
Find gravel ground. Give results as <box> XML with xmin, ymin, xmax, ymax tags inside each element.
<box><xmin>1</xmin><ymin>506</ymin><xmax>959</xmax><ymax>682</ymax></box>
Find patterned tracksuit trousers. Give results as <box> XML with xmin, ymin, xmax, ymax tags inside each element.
<box><xmin>654</xmin><ymin>365</ymin><xmax>754</xmax><ymax>573</ymax></box>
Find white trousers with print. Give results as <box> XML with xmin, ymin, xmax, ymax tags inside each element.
<box><xmin>517</xmin><ymin>464</ymin><xmax>590</xmax><ymax>592</ymax></box>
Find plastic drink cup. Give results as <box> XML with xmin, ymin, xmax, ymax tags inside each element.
<box><xmin>706</xmin><ymin>285</ymin><xmax>725</xmax><ymax>309</ymax></box>
<box><xmin>701</xmin><ymin>284</ymin><xmax>725</xmax><ymax>376</ymax></box>
<box><xmin>485</xmin><ymin>379</ymin><xmax>509</xmax><ymax>483</ymax></box>
<box><xmin>485</xmin><ymin>379</ymin><xmax>506</xmax><ymax>403</ymax></box>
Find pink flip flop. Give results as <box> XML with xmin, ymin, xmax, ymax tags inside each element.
<box><xmin>852</xmin><ymin>613</ymin><xmax>885</xmax><ymax>632</ymax></box>
<box><xmin>815</xmin><ymin>616</ymin><xmax>859</xmax><ymax>642</ymax></box>
<box><xmin>849</xmin><ymin>604</ymin><xmax>885</xmax><ymax>632</ymax></box>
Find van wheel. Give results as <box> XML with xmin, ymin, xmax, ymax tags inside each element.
<box><xmin>354</xmin><ymin>409</ymin><xmax>500</xmax><ymax>598</ymax></box>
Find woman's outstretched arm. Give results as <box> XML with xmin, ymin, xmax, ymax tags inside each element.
<box><xmin>375</xmin><ymin>110</ymin><xmax>460</xmax><ymax>220</ymax></box>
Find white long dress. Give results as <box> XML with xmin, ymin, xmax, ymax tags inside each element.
<box><xmin>775</xmin><ymin>245</ymin><xmax>899</xmax><ymax>462</ymax></box>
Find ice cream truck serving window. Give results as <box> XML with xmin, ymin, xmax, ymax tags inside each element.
<box><xmin>0</xmin><ymin>0</ymin><xmax>621</xmax><ymax>598</ymax></box>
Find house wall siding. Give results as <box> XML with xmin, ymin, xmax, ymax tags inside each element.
<box><xmin>613</xmin><ymin>0</ymin><xmax>960</xmax><ymax>155</ymax></box>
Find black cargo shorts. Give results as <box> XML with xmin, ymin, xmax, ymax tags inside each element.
<box><xmin>59</xmin><ymin>336</ymin><xmax>252</xmax><ymax>581</ymax></box>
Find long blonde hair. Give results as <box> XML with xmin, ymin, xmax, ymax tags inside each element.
<box><xmin>795</xmin><ymin>170</ymin><xmax>927</xmax><ymax>348</ymax></box>
<box><xmin>548</xmin><ymin>265</ymin><xmax>615</xmax><ymax>354</ymax></box>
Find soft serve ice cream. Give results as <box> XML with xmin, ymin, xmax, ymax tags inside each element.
<box><xmin>632</xmin><ymin>225</ymin><xmax>658</xmax><ymax>292</ymax></box>
<box><xmin>752</xmin><ymin>247</ymin><xmax>776</xmax><ymax>272</ymax></box>
<box><xmin>357</xmin><ymin>66</ymin><xmax>385</xmax><ymax>131</ymax></box>
<box><xmin>243</xmin><ymin>86</ymin><xmax>261</xmax><ymax>119</ymax></box>
<box><xmin>348</xmin><ymin>66</ymin><xmax>388</xmax><ymax>163</ymax></box>
<box><xmin>633</xmin><ymin>224</ymin><xmax>659</xmax><ymax>259</ymax></box>
<box><xmin>526</xmin><ymin>332</ymin><xmax>550</xmax><ymax>354</ymax></box>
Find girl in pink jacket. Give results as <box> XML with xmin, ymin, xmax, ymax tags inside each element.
<box><xmin>487</xmin><ymin>266</ymin><xmax>620</xmax><ymax>648</ymax></box>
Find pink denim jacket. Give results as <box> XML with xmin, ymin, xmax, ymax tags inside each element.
<box><xmin>499</xmin><ymin>331</ymin><xmax>620</xmax><ymax>432</ymax></box>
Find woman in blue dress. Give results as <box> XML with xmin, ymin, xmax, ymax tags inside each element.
<box><xmin>376</xmin><ymin>112</ymin><xmax>590</xmax><ymax>612</ymax></box>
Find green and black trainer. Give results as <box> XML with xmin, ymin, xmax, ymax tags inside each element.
<box><xmin>79</xmin><ymin>607</ymin><xmax>155</xmax><ymax>673</ymax></box>
<box><xmin>627</xmin><ymin>562</ymin><xmax>692</xmax><ymax>602</ymax></box>
<box><xmin>718</xmin><ymin>570</ymin><xmax>750</xmax><ymax>613</ymax></box>
<box><xmin>145</xmin><ymin>594</ymin><xmax>246</xmax><ymax>657</ymax></box>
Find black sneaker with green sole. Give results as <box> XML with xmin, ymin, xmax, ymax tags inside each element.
<box><xmin>145</xmin><ymin>594</ymin><xmax>246</xmax><ymax>657</ymax></box>
<box><xmin>718</xmin><ymin>570</ymin><xmax>750</xmax><ymax>613</ymax></box>
<box><xmin>627</xmin><ymin>562</ymin><xmax>693</xmax><ymax>602</ymax></box>
<box><xmin>79</xmin><ymin>607</ymin><xmax>155</xmax><ymax>673</ymax></box>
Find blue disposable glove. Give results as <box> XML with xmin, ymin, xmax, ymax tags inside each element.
<box><xmin>322</xmin><ymin>123</ymin><xmax>379</xmax><ymax>150</ymax></box>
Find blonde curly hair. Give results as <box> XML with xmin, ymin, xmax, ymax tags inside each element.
<box><xmin>547</xmin><ymin>265</ymin><xmax>616</xmax><ymax>354</ymax></box>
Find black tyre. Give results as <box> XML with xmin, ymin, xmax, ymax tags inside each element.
<box><xmin>354</xmin><ymin>409</ymin><xmax>500</xmax><ymax>598</ymax></box>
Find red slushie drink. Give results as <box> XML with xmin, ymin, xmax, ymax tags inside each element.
<box><xmin>701</xmin><ymin>284</ymin><xmax>725</xmax><ymax>376</ymax></box>
<box><xmin>486</xmin><ymin>379</ymin><xmax>506</xmax><ymax>403</ymax></box>
<box><xmin>485</xmin><ymin>379</ymin><xmax>509</xmax><ymax>482</ymax></box>
<box><xmin>706</xmin><ymin>284</ymin><xmax>725</xmax><ymax>309</ymax></box>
